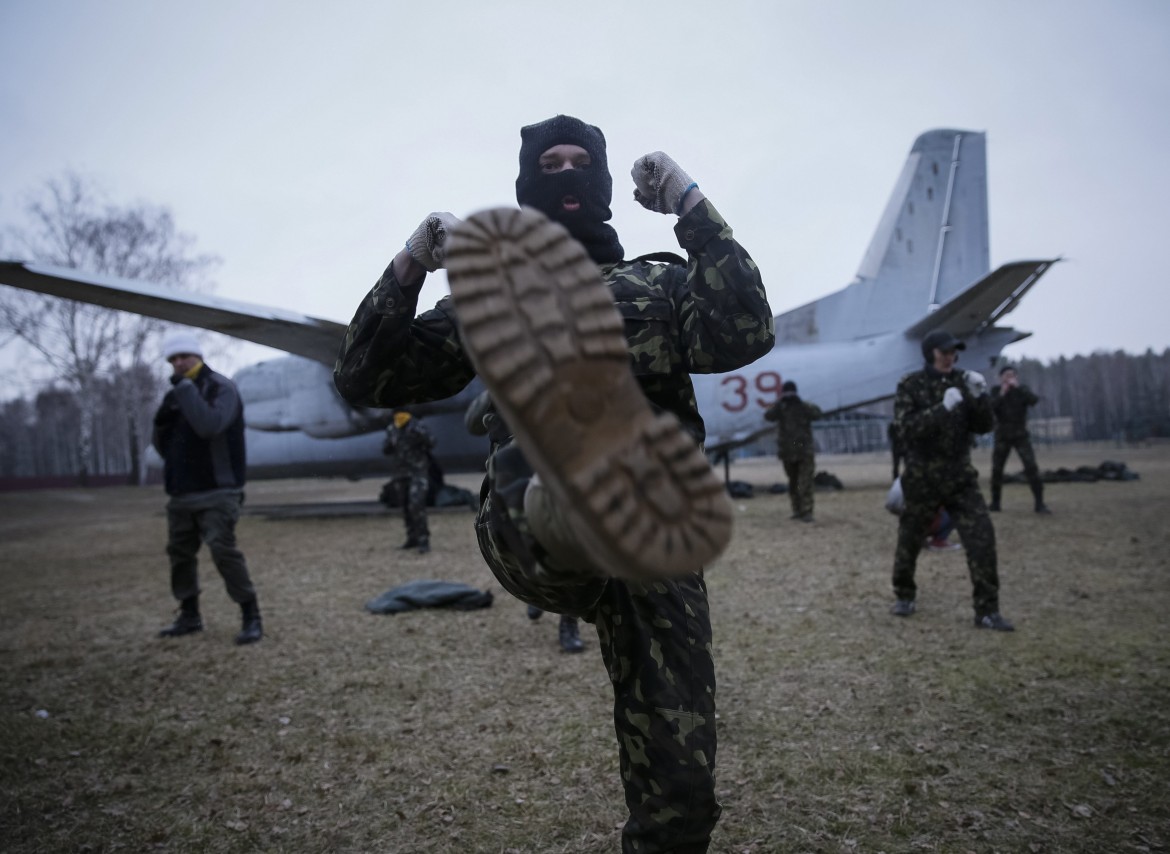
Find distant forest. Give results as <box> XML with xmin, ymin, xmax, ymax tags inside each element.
<box><xmin>2</xmin><ymin>348</ymin><xmax>1169</xmax><ymax>482</ymax></box>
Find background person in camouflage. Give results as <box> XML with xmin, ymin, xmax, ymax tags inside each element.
<box><xmin>334</xmin><ymin>115</ymin><xmax>774</xmax><ymax>853</ymax></box>
<box><xmin>382</xmin><ymin>410</ymin><xmax>436</xmax><ymax>553</ymax></box>
<box><xmin>764</xmin><ymin>379</ymin><xmax>823</xmax><ymax>521</ymax></box>
<box><xmin>889</xmin><ymin>329</ymin><xmax>1015</xmax><ymax>631</ymax></box>
<box><xmin>990</xmin><ymin>365</ymin><xmax>1051</xmax><ymax>514</ymax></box>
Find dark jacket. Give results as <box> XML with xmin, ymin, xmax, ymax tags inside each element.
<box><xmin>383</xmin><ymin>418</ymin><xmax>436</xmax><ymax>479</ymax></box>
<box><xmin>764</xmin><ymin>395</ymin><xmax>823</xmax><ymax>461</ymax></box>
<box><xmin>990</xmin><ymin>384</ymin><xmax>1039</xmax><ymax>441</ymax></box>
<box><xmin>152</xmin><ymin>364</ymin><xmax>246</xmax><ymax>496</ymax></box>
<box><xmin>894</xmin><ymin>366</ymin><xmax>993</xmax><ymax>482</ymax></box>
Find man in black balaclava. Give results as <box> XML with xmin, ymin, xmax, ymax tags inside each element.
<box><xmin>514</xmin><ymin>114</ymin><xmax>624</xmax><ymax>264</ymax></box>
<box><xmin>335</xmin><ymin>114</ymin><xmax>775</xmax><ymax>853</ymax></box>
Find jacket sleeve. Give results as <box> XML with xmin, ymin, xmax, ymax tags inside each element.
<box><xmin>807</xmin><ymin>402</ymin><xmax>825</xmax><ymax>420</ymax></box>
<box><xmin>895</xmin><ymin>375</ymin><xmax>949</xmax><ymax>445</ymax></box>
<box><xmin>967</xmin><ymin>393</ymin><xmax>995</xmax><ymax>435</ymax></box>
<box><xmin>171</xmin><ymin>375</ymin><xmax>241</xmax><ymax>439</ymax></box>
<box><xmin>665</xmin><ymin>200</ymin><xmax>775</xmax><ymax>373</ymax></box>
<box><xmin>151</xmin><ymin>393</ymin><xmax>178</xmax><ymax>454</ymax></box>
<box><xmin>333</xmin><ymin>262</ymin><xmax>477</xmax><ymax>408</ymax></box>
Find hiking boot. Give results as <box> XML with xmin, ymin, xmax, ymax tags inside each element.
<box><xmin>399</xmin><ymin>539</ymin><xmax>419</xmax><ymax>550</ymax></box>
<box><xmin>558</xmin><ymin>614</ymin><xmax>585</xmax><ymax>653</ymax></box>
<box><xmin>416</xmin><ymin>539</ymin><xmax>431</xmax><ymax>554</ymax></box>
<box><xmin>235</xmin><ymin>599</ymin><xmax>263</xmax><ymax>645</ymax></box>
<box><xmin>445</xmin><ymin>208</ymin><xmax>732</xmax><ymax>580</ymax></box>
<box><xmin>159</xmin><ymin>596</ymin><xmax>202</xmax><ymax>638</ymax></box>
<box><xmin>797</xmin><ymin>513</ymin><xmax>814</xmax><ymax>523</ymax></box>
<box><xmin>526</xmin><ymin>604</ymin><xmax>544</xmax><ymax>620</ymax></box>
<box><xmin>1034</xmin><ymin>503</ymin><xmax>1052</xmax><ymax>515</ymax></box>
<box><xmin>974</xmin><ymin>612</ymin><xmax>1015</xmax><ymax>632</ymax></box>
<box><xmin>159</xmin><ymin>611</ymin><xmax>203</xmax><ymax>638</ymax></box>
<box><xmin>890</xmin><ymin>598</ymin><xmax>916</xmax><ymax>617</ymax></box>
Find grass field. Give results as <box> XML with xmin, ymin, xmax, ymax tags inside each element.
<box><xmin>1</xmin><ymin>443</ymin><xmax>1167</xmax><ymax>853</ymax></box>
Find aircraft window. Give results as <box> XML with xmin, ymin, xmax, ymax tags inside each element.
<box><xmin>932</xmin><ymin>162</ymin><xmax>939</xmax><ymax>175</ymax></box>
<box><xmin>927</xmin><ymin>187</ymin><xmax>934</xmax><ymax>201</ymax></box>
<box><xmin>908</xmin><ymin>202</ymin><xmax>914</xmax><ymax>215</ymax></box>
<box><xmin>907</xmin><ymin>239</ymin><xmax>913</xmax><ymax>254</ymax></box>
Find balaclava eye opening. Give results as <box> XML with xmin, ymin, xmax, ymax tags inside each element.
<box><xmin>515</xmin><ymin>115</ymin><xmax>624</xmax><ymax>265</ymax></box>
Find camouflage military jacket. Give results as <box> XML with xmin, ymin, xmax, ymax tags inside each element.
<box><xmin>382</xmin><ymin>418</ymin><xmax>435</xmax><ymax>479</ymax></box>
<box><xmin>990</xmin><ymin>384</ymin><xmax>1039</xmax><ymax>440</ymax></box>
<box><xmin>894</xmin><ymin>366</ymin><xmax>994</xmax><ymax>478</ymax></box>
<box><xmin>333</xmin><ymin>200</ymin><xmax>774</xmax><ymax>444</ymax></box>
<box><xmin>764</xmin><ymin>395</ymin><xmax>823</xmax><ymax>460</ymax></box>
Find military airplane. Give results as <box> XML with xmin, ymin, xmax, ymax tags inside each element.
<box><xmin>0</xmin><ymin>128</ymin><xmax>1058</xmax><ymax>478</ymax></box>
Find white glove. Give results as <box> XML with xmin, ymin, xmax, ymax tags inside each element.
<box><xmin>943</xmin><ymin>387</ymin><xmax>963</xmax><ymax>411</ymax></box>
<box><xmin>631</xmin><ymin>152</ymin><xmax>697</xmax><ymax>215</ymax></box>
<box><xmin>406</xmin><ymin>212</ymin><xmax>462</xmax><ymax>272</ymax></box>
<box><xmin>964</xmin><ymin>370</ymin><xmax>988</xmax><ymax>396</ymax></box>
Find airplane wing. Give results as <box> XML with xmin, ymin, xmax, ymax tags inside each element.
<box><xmin>903</xmin><ymin>258</ymin><xmax>1060</xmax><ymax>340</ymax></box>
<box><xmin>0</xmin><ymin>260</ymin><xmax>347</xmax><ymax>366</ymax></box>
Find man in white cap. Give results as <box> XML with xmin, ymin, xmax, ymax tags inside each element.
<box><xmin>152</xmin><ymin>330</ymin><xmax>262</xmax><ymax>644</ymax></box>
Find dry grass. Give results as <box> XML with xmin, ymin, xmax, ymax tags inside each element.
<box><xmin>1</xmin><ymin>443</ymin><xmax>1168</xmax><ymax>853</ymax></box>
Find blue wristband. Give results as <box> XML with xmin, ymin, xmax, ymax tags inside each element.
<box><xmin>674</xmin><ymin>182</ymin><xmax>699</xmax><ymax>215</ymax></box>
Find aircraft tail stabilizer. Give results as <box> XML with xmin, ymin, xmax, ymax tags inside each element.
<box><xmin>902</xmin><ymin>258</ymin><xmax>1060</xmax><ymax>342</ymax></box>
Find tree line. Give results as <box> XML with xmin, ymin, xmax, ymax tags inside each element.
<box><xmin>1</xmin><ymin>173</ymin><xmax>221</xmax><ymax>484</ymax></box>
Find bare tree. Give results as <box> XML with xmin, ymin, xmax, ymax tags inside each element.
<box><xmin>0</xmin><ymin>173</ymin><xmax>220</xmax><ymax>484</ymax></box>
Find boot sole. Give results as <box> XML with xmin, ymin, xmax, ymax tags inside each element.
<box><xmin>445</xmin><ymin>207</ymin><xmax>732</xmax><ymax>579</ymax></box>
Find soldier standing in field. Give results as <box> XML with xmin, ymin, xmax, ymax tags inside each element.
<box><xmin>153</xmin><ymin>330</ymin><xmax>262</xmax><ymax>645</ymax></box>
<box><xmin>989</xmin><ymin>365</ymin><xmax>1051</xmax><ymax>514</ymax></box>
<box><xmin>764</xmin><ymin>379</ymin><xmax>823</xmax><ymax>522</ymax></box>
<box><xmin>383</xmin><ymin>410</ymin><xmax>436</xmax><ymax>554</ymax></box>
<box><xmin>335</xmin><ymin>114</ymin><xmax>774</xmax><ymax>852</ymax></box>
<box><xmin>889</xmin><ymin>330</ymin><xmax>1015</xmax><ymax>631</ymax></box>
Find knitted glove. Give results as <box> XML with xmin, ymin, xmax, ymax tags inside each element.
<box><xmin>943</xmin><ymin>387</ymin><xmax>963</xmax><ymax>411</ymax></box>
<box><xmin>406</xmin><ymin>212</ymin><xmax>462</xmax><ymax>272</ymax></box>
<box><xmin>964</xmin><ymin>370</ymin><xmax>988</xmax><ymax>396</ymax></box>
<box><xmin>631</xmin><ymin>152</ymin><xmax>697</xmax><ymax>215</ymax></box>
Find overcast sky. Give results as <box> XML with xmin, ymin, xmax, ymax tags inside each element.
<box><xmin>2</xmin><ymin>0</ymin><xmax>1168</xmax><ymax>394</ymax></box>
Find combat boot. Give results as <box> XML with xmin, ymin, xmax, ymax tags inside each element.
<box><xmin>235</xmin><ymin>599</ymin><xmax>263</xmax><ymax>645</ymax></box>
<box><xmin>558</xmin><ymin>614</ymin><xmax>585</xmax><ymax>653</ymax></box>
<box><xmin>1032</xmin><ymin>484</ymin><xmax>1051</xmax><ymax>514</ymax></box>
<box><xmin>975</xmin><ymin>612</ymin><xmax>1015</xmax><ymax>632</ymax></box>
<box><xmin>445</xmin><ymin>208</ymin><xmax>732</xmax><ymax>581</ymax></box>
<box><xmin>159</xmin><ymin>596</ymin><xmax>202</xmax><ymax>638</ymax></box>
<box><xmin>416</xmin><ymin>538</ymin><xmax>431</xmax><ymax>554</ymax></box>
<box><xmin>890</xmin><ymin>598</ymin><xmax>916</xmax><ymax>617</ymax></box>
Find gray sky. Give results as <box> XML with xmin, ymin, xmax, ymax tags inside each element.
<box><xmin>2</xmin><ymin>0</ymin><xmax>1168</xmax><ymax>391</ymax></box>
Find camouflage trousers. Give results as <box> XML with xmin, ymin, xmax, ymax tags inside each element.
<box><xmin>474</xmin><ymin>454</ymin><xmax>720</xmax><ymax>853</ymax></box>
<box><xmin>782</xmin><ymin>454</ymin><xmax>816</xmax><ymax>517</ymax></box>
<box><xmin>392</xmin><ymin>475</ymin><xmax>430</xmax><ymax>544</ymax></box>
<box><xmin>165</xmin><ymin>489</ymin><xmax>255</xmax><ymax>604</ymax></box>
<box><xmin>892</xmin><ymin>467</ymin><xmax>1001</xmax><ymax>616</ymax></box>
<box><xmin>990</xmin><ymin>434</ymin><xmax>1043</xmax><ymax>503</ymax></box>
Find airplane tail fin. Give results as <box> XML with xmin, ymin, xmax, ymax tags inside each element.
<box><xmin>775</xmin><ymin>129</ymin><xmax>991</xmax><ymax>345</ymax></box>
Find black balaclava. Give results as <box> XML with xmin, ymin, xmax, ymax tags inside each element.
<box><xmin>515</xmin><ymin>115</ymin><xmax>624</xmax><ymax>265</ymax></box>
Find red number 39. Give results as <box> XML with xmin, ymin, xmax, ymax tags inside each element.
<box><xmin>720</xmin><ymin>371</ymin><xmax>783</xmax><ymax>412</ymax></box>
